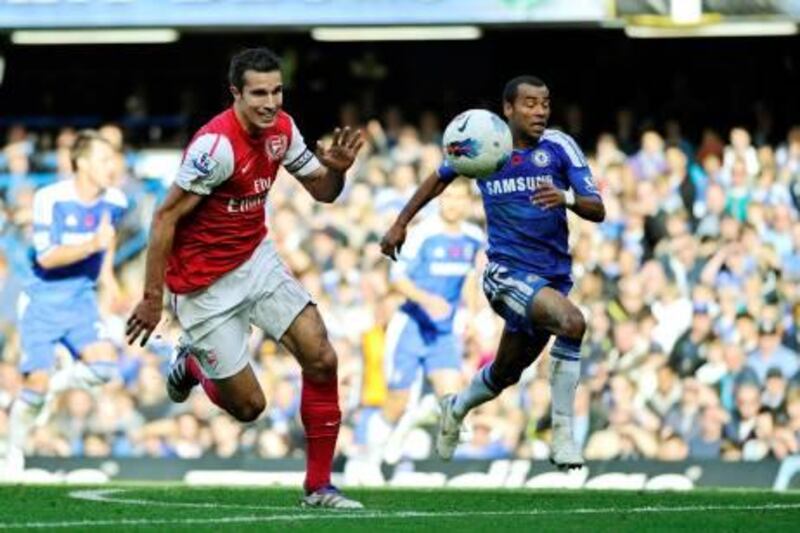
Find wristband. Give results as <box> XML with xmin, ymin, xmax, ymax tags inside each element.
<box><xmin>564</xmin><ymin>188</ymin><xmax>576</xmax><ymax>207</ymax></box>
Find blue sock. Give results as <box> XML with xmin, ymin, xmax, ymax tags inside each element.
<box><xmin>453</xmin><ymin>364</ymin><xmax>501</xmax><ymax>420</ymax></box>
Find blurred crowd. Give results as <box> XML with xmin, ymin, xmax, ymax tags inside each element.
<box><xmin>2</xmin><ymin>106</ymin><xmax>800</xmax><ymax>465</ymax></box>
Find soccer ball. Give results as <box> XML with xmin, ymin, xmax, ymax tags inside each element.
<box><xmin>442</xmin><ymin>109</ymin><xmax>512</xmax><ymax>179</ymax></box>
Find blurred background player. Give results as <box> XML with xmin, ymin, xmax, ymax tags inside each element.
<box><xmin>369</xmin><ymin>179</ymin><xmax>483</xmax><ymax>464</ymax></box>
<box><xmin>2</xmin><ymin>130</ymin><xmax>126</xmax><ymax>478</ymax></box>
<box><xmin>125</xmin><ymin>48</ymin><xmax>364</xmax><ymax>508</ymax></box>
<box><xmin>381</xmin><ymin>75</ymin><xmax>605</xmax><ymax>469</ymax></box>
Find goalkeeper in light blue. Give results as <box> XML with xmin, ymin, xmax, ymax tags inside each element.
<box><xmin>381</xmin><ymin>76</ymin><xmax>605</xmax><ymax>469</ymax></box>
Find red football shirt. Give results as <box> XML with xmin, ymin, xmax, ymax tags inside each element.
<box><xmin>165</xmin><ymin>107</ymin><xmax>320</xmax><ymax>294</ymax></box>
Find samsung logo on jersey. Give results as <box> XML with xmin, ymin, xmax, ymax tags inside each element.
<box><xmin>485</xmin><ymin>175</ymin><xmax>553</xmax><ymax>196</ymax></box>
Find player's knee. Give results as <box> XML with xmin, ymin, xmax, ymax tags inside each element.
<box><xmin>559</xmin><ymin>308</ymin><xmax>586</xmax><ymax>340</ymax></box>
<box><xmin>232</xmin><ymin>393</ymin><xmax>266</xmax><ymax>423</ymax></box>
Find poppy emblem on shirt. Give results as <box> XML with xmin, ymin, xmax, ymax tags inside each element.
<box><xmin>265</xmin><ymin>134</ymin><xmax>288</xmax><ymax>161</ymax></box>
<box><xmin>532</xmin><ymin>149</ymin><xmax>550</xmax><ymax>168</ymax></box>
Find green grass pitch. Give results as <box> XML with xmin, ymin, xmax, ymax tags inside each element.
<box><xmin>0</xmin><ymin>484</ymin><xmax>798</xmax><ymax>531</ymax></box>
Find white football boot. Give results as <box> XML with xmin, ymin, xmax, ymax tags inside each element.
<box><xmin>435</xmin><ymin>394</ymin><xmax>463</xmax><ymax>461</ymax></box>
<box><xmin>550</xmin><ymin>424</ymin><xmax>584</xmax><ymax>470</ymax></box>
<box><xmin>300</xmin><ymin>485</ymin><xmax>364</xmax><ymax>509</ymax></box>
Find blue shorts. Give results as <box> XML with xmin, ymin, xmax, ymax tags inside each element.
<box><xmin>384</xmin><ymin>311</ymin><xmax>461</xmax><ymax>390</ymax></box>
<box><xmin>482</xmin><ymin>262</ymin><xmax>573</xmax><ymax>336</ymax></box>
<box><xmin>17</xmin><ymin>291</ymin><xmax>105</xmax><ymax>374</ymax></box>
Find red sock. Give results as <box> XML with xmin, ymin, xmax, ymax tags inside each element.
<box><xmin>186</xmin><ymin>355</ymin><xmax>224</xmax><ymax>408</ymax></box>
<box><xmin>301</xmin><ymin>374</ymin><xmax>341</xmax><ymax>493</ymax></box>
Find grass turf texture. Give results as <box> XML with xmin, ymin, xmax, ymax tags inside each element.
<box><xmin>0</xmin><ymin>484</ymin><xmax>798</xmax><ymax>531</ymax></box>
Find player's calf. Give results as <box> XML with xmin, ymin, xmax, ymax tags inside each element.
<box><xmin>201</xmin><ymin>364</ymin><xmax>267</xmax><ymax>422</ymax></box>
<box><xmin>227</xmin><ymin>392</ymin><xmax>267</xmax><ymax>422</ymax></box>
<box><xmin>486</xmin><ymin>360</ymin><xmax>526</xmax><ymax>391</ymax></box>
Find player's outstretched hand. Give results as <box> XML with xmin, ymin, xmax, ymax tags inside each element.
<box><xmin>126</xmin><ymin>297</ymin><xmax>163</xmax><ymax>347</ymax></box>
<box><xmin>532</xmin><ymin>183</ymin><xmax>565</xmax><ymax>210</ymax></box>
<box><xmin>316</xmin><ymin>126</ymin><xmax>365</xmax><ymax>173</ymax></box>
<box><xmin>380</xmin><ymin>223</ymin><xmax>407</xmax><ymax>261</ymax></box>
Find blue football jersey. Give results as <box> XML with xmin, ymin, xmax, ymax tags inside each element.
<box><xmin>438</xmin><ymin>129</ymin><xmax>599</xmax><ymax>277</ymax></box>
<box><xmin>391</xmin><ymin>216</ymin><xmax>484</xmax><ymax>334</ymax></box>
<box><xmin>27</xmin><ymin>179</ymin><xmax>127</xmax><ymax>301</ymax></box>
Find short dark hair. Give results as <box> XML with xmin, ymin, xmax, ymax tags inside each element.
<box><xmin>70</xmin><ymin>129</ymin><xmax>110</xmax><ymax>170</ymax></box>
<box><xmin>502</xmin><ymin>75</ymin><xmax>546</xmax><ymax>104</ymax></box>
<box><xmin>228</xmin><ymin>48</ymin><xmax>282</xmax><ymax>91</ymax></box>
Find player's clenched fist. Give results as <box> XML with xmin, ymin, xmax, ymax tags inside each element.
<box><xmin>531</xmin><ymin>182</ymin><xmax>565</xmax><ymax>210</ymax></box>
<box><xmin>380</xmin><ymin>223</ymin><xmax>407</xmax><ymax>261</ymax></box>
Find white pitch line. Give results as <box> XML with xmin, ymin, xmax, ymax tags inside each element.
<box><xmin>0</xmin><ymin>490</ymin><xmax>788</xmax><ymax>530</ymax></box>
<box><xmin>69</xmin><ymin>489</ymin><xmax>291</xmax><ymax>511</ymax></box>
<box><xmin>5</xmin><ymin>503</ymin><xmax>800</xmax><ymax>530</ymax></box>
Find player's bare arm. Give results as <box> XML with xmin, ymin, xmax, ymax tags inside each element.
<box><xmin>300</xmin><ymin>126</ymin><xmax>364</xmax><ymax>203</ymax></box>
<box><xmin>126</xmin><ymin>185</ymin><xmax>204</xmax><ymax>346</ymax></box>
<box><xmin>532</xmin><ymin>182</ymin><xmax>605</xmax><ymax>222</ymax></box>
<box><xmin>98</xmin><ymin>223</ymin><xmax>120</xmax><ymax>301</ymax></box>
<box><xmin>380</xmin><ymin>172</ymin><xmax>451</xmax><ymax>260</ymax></box>
<box><xmin>392</xmin><ymin>277</ymin><xmax>451</xmax><ymax>320</ymax></box>
<box><xmin>36</xmin><ymin>212</ymin><xmax>115</xmax><ymax>270</ymax></box>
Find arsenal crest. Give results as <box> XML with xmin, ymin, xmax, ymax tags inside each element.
<box><xmin>265</xmin><ymin>134</ymin><xmax>288</xmax><ymax>161</ymax></box>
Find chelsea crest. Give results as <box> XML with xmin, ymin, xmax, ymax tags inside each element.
<box><xmin>532</xmin><ymin>149</ymin><xmax>550</xmax><ymax>168</ymax></box>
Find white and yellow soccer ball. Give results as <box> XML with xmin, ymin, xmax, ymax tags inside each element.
<box><xmin>442</xmin><ymin>109</ymin><xmax>512</xmax><ymax>179</ymax></box>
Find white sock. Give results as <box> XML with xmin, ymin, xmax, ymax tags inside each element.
<box><xmin>49</xmin><ymin>360</ymin><xmax>118</xmax><ymax>394</ymax></box>
<box><xmin>365</xmin><ymin>411</ymin><xmax>394</xmax><ymax>461</ymax></box>
<box><xmin>9</xmin><ymin>389</ymin><xmax>44</xmax><ymax>451</ymax></box>
<box><xmin>48</xmin><ymin>366</ymin><xmax>78</xmax><ymax>395</ymax></box>
<box><xmin>452</xmin><ymin>364</ymin><xmax>501</xmax><ymax>420</ymax></box>
<box><xmin>549</xmin><ymin>338</ymin><xmax>582</xmax><ymax>434</ymax></box>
